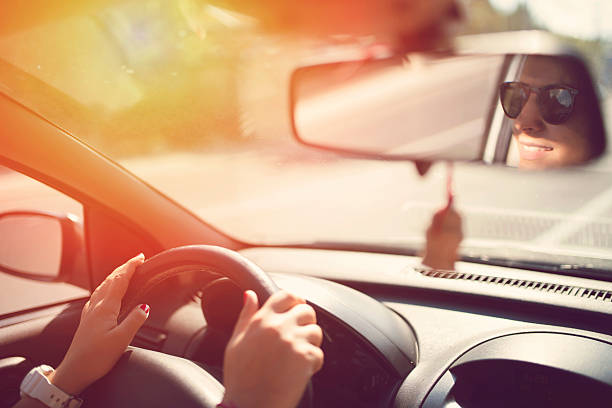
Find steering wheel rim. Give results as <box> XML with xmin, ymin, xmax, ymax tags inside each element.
<box><xmin>119</xmin><ymin>245</ymin><xmax>280</xmax><ymax>321</ymax></box>
<box><xmin>85</xmin><ymin>245</ymin><xmax>283</xmax><ymax>408</ymax></box>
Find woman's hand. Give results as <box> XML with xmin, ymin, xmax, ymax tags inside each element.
<box><xmin>422</xmin><ymin>195</ymin><xmax>463</xmax><ymax>270</ymax></box>
<box><xmin>49</xmin><ymin>253</ymin><xmax>150</xmax><ymax>395</ymax></box>
<box><xmin>221</xmin><ymin>290</ymin><xmax>324</xmax><ymax>408</ymax></box>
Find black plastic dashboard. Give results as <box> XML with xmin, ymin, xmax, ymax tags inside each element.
<box><xmin>271</xmin><ymin>273</ymin><xmax>416</xmax><ymax>407</ymax></box>
<box><xmin>241</xmin><ymin>247</ymin><xmax>612</xmax><ymax>407</ymax></box>
<box><xmin>423</xmin><ymin>332</ymin><xmax>612</xmax><ymax>407</ymax></box>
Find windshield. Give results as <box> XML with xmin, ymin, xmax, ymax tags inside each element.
<box><xmin>1</xmin><ymin>1</ymin><xmax>612</xmax><ymax>274</ymax></box>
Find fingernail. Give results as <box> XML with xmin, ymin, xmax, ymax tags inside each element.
<box><xmin>139</xmin><ymin>303</ymin><xmax>150</xmax><ymax>317</ymax></box>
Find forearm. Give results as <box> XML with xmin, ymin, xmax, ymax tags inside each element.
<box><xmin>12</xmin><ymin>396</ymin><xmax>49</xmax><ymax>408</ymax></box>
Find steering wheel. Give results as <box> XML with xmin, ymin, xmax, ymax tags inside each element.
<box><xmin>82</xmin><ymin>245</ymin><xmax>282</xmax><ymax>408</ymax></box>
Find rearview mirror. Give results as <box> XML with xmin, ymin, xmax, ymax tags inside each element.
<box><xmin>0</xmin><ymin>211</ymin><xmax>83</xmax><ymax>281</ymax></box>
<box><xmin>290</xmin><ymin>52</ymin><xmax>606</xmax><ymax>169</ymax></box>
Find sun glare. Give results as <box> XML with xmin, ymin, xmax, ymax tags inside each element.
<box><xmin>488</xmin><ymin>0</ymin><xmax>612</xmax><ymax>40</ymax></box>
<box><xmin>488</xmin><ymin>0</ymin><xmax>521</xmax><ymax>15</ymax></box>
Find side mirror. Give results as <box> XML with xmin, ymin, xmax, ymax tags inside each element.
<box><xmin>0</xmin><ymin>211</ymin><xmax>83</xmax><ymax>281</ymax></box>
<box><xmin>290</xmin><ymin>52</ymin><xmax>606</xmax><ymax>169</ymax></box>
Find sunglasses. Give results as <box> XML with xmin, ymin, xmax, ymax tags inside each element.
<box><xmin>499</xmin><ymin>81</ymin><xmax>579</xmax><ymax>125</ymax></box>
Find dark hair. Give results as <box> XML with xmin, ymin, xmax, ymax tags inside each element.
<box><xmin>554</xmin><ymin>55</ymin><xmax>606</xmax><ymax>160</ymax></box>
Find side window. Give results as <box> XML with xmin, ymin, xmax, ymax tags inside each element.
<box><xmin>0</xmin><ymin>164</ymin><xmax>89</xmax><ymax>316</ymax></box>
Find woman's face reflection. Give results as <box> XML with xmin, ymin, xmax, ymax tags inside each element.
<box><xmin>512</xmin><ymin>56</ymin><xmax>593</xmax><ymax>170</ymax></box>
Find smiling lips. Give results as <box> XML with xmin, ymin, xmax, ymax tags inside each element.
<box><xmin>518</xmin><ymin>138</ymin><xmax>554</xmax><ymax>160</ymax></box>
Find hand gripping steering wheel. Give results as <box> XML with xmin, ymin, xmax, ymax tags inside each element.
<box><xmin>82</xmin><ymin>245</ymin><xmax>285</xmax><ymax>408</ymax></box>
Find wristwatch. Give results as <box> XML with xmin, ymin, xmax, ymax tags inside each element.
<box><xmin>20</xmin><ymin>365</ymin><xmax>83</xmax><ymax>408</ymax></box>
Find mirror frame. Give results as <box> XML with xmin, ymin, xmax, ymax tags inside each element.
<box><xmin>0</xmin><ymin>210</ymin><xmax>84</xmax><ymax>282</ymax></box>
<box><xmin>289</xmin><ymin>32</ymin><xmax>607</xmax><ymax>167</ymax></box>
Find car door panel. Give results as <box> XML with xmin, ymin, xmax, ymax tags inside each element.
<box><xmin>0</xmin><ymin>301</ymin><xmax>84</xmax><ymax>407</ymax></box>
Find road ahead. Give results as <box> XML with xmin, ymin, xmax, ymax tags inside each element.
<box><xmin>120</xmin><ymin>140</ymin><xmax>612</xmax><ymax>260</ymax></box>
<box><xmin>3</xmin><ymin>138</ymin><xmax>612</xmax><ymax>255</ymax></box>
<box><xmin>3</xmin><ymin>138</ymin><xmax>612</xmax><ymax>254</ymax></box>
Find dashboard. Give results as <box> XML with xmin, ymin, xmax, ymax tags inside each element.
<box><xmin>135</xmin><ymin>247</ymin><xmax>612</xmax><ymax>407</ymax></box>
<box><xmin>423</xmin><ymin>332</ymin><xmax>612</xmax><ymax>407</ymax></box>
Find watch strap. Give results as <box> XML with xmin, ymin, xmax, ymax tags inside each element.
<box><xmin>20</xmin><ymin>365</ymin><xmax>83</xmax><ymax>408</ymax></box>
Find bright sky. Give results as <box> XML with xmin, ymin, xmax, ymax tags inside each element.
<box><xmin>488</xmin><ymin>0</ymin><xmax>612</xmax><ymax>40</ymax></box>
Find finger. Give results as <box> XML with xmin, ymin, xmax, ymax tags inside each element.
<box><xmin>107</xmin><ymin>253</ymin><xmax>145</xmax><ymax>297</ymax></box>
<box><xmin>265</xmin><ymin>290</ymin><xmax>305</xmax><ymax>314</ymax></box>
<box><xmin>82</xmin><ymin>300</ymin><xmax>91</xmax><ymax>314</ymax></box>
<box><xmin>288</xmin><ymin>303</ymin><xmax>317</xmax><ymax>326</ymax></box>
<box><xmin>112</xmin><ymin>303</ymin><xmax>150</xmax><ymax>344</ymax></box>
<box><xmin>103</xmin><ymin>254</ymin><xmax>145</xmax><ymax>306</ymax></box>
<box><xmin>232</xmin><ymin>290</ymin><xmax>259</xmax><ymax>335</ymax></box>
<box><xmin>89</xmin><ymin>253</ymin><xmax>144</xmax><ymax>305</ymax></box>
<box><xmin>304</xmin><ymin>345</ymin><xmax>324</xmax><ymax>374</ymax></box>
<box><xmin>300</xmin><ymin>324</ymin><xmax>323</xmax><ymax>347</ymax></box>
<box><xmin>89</xmin><ymin>279</ymin><xmax>111</xmax><ymax>307</ymax></box>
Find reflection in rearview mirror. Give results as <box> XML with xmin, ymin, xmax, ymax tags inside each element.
<box><xmin>290</xmin><ymin>53</ymin><xmax>606</xmax><ymax>169</ymax></box>
<box><xmin>501</xmin><ymin>55</ymin><xmax>605</xmax><ymax>170</ymax></box>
